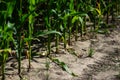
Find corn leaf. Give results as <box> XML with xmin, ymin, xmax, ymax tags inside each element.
<box><xmin>35</xmin><ymin>30</ymin><xmax>61</xmax><ymax>37</ymax></box>
<box><xmin>95</xmin><ymin>8</ymin><xmax>101</xmax><ymax>15</ymax></box>
<box><xmin>72</xmin><ymin>16</ymin><xmax>79</xmax><ymax>23</ymax></box>
<box><xmin>0</xmin><ymin>49</ymin><xmax>11</xmax><ymax>53</ymax></box>
<box><xmin>51</xmin><ymin>58</ymin><xmax>77</xmax><ymax>76</ymax></box>
<box><xmin>7</xmin><ymin>1</ymin><xmax>16</xmax><ymax>17</ymax></box>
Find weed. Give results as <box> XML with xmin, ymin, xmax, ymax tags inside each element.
<box><xmin>88</xmin><ymin>48</ymin><xmax>94</xmax><ymax>57</ymax></box>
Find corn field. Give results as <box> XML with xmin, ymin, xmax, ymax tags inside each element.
<box><xmin>0</xmin><ymin>0</ymin><xmax>120</xmax><ymax>80</ymax></box>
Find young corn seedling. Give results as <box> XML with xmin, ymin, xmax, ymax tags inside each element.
<box><xmin>48</xmin><ymin>56</ymin><xmax>77</xmax><ymax>77</ymax></box>
<box><xmin>88</xmin><ymin>48</ymin><xmax>94</xmax><ymax>57</ymax></box>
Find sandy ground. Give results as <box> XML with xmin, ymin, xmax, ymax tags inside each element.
<box><xmin>0</xmin><ymin>22</ymin><xmax>120</xmax><ymax>80</ymax></box>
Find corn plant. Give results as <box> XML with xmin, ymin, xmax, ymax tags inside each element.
<box><xmin>68</xmin><ymin>0</ymin><xmax>74</xmax><ymax>45</ymax></box>
<box><xmin>71</xmin><ymin>11</ymin><xmax>88</xmax><ymax>40</ymax></box>
<box><xmin>0</xmin><ymin>27</ymin><xmax>13</xmax><ymax>80</ymax></box>
<box><xmin>12</xmin><ymin>0</ymin><xmax>31</xmax><ymax>78</ymax></box>
<box><xmin>43</xmin><ymin>0</ymin><xmax>53</xmax><ymax>56</ymax></box>
<box><xmin>56</xmin><ymin>0</ymin><xmax>69</xmax><ymax>49</ymax></box>
<box><xmin>50</xmin><ymin>9</ymin><xmax>62</xmax><ymax>53</ymax></box>
<box><xmin>63</xmin><ymin>11</ymin><xmax>68</xmax><ymax>49</ymax></box>
<box><xmin>51</xmin><ymin>1</ymin><xmax>64</xmax><ymax>53</ymax></box>
<box><xmin>0</xmin><ymin>0</ymin><xmax>16</xmax><ymax>80</ymax></box>
<box><xmin>0</xmin><ymin>0</ymin><xmax>119</xmax><ymax>80</ymax></box>
<box><xmin>27</xmin><ymin>0</ymin><xmax>36</xmax><ymax>71</ymax></box>
<box><xmin>14</xmin><ymin>0</ymin><xmax>24</xmax><ymax>78</ymax></box>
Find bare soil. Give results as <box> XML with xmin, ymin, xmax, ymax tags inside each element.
<box><xmin>1</xmin><ymin>23</ymin><xmax>120</xmax><ymax>80</ymax></box>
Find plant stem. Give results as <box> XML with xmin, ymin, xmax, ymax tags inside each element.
<box><xmin>1</xmin><ymin>52</ymin><xmax>5</xmax><ymax>80</ymax></box>
<box><xmin>83</xmin><ymin>16</ymin><xmax>87</xmax><ymax>34</ymax></box>
<box><xmin>68</xmin><ymin>27</ymin><xmax>71</xmax><ymax>45</ymax></box>
<box><xmin>18</xmin><ymin>0</ymin><xmax>22</xmax><ymax>76</ymax></box>
<box><xmin>17</xmin><ymin>33</ymin><xmax>21</xmax><ymax>75</ymax></box>
<box><xmin>47</xmin><ymin>34</ymin><xmax>51</xmax><ymax>56</ymax></box>
<box><xmin>93</xmin><ymin>17</ymin><xmax>96</xmax><ymax>31</ymax></box>
<box><xmin>63</xmin><ymin>26</ymin><xmax>66</xmax><ymax>49</ymax></box>
<box><xmin>68</xmin><ymin>17</ymin><xmax>72</xmax><ymax>45</ymax></box>
<box><xmin>75</xmin><ymin>21</ymin><xmax>78</xmax><ymax>41</ymax></box>
<box><xmin>63</xmin><ymin>18</ymin><xmax>67</xmax><ymax>49</ymax></box>
<box><xmin>28</xmin><ymin>23</ymin><xmax>33</xmax><ymax>70</ymax></box>
<box><xmin>55</xmin><ymin>34</ymin><xmax>59</xmax><ymax>53</ymax></box>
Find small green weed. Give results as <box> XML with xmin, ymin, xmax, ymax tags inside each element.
<box><xmin>88</xmin><ymin>48</ymin><xmax>94</xmax><ymax>57</ymax></box>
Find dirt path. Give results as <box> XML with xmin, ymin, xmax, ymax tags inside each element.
<box><xmin>1</xmin><ymin>25</ymin><xmax>120</xmax><ymax>80</ymax></box>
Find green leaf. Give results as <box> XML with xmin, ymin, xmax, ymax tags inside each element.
<box><xmin>72</xmin><ymin>16</ymin><xmax>79</xmax><ymax>23</ymax></box>
<box><xmin>7</xmin><ymin>1</ymin><xmax>16</xmax><ymax>17</ymax></box>
<box><xmin>31</xmin><ymin>0</ymin><xmax>35</xmax><ymax>5</ymax></box>
<box><xmin>0</xmin><ymin>48</ymin><xmax>11</xmax><ymax>53</ymax></box>
<box><xmin>35</xmin><ymin>30</ymin><xmax>61</xmax><ymax>37</ymax></box>
<box><xmin>21</xmin><ymin>14</ymin><xmax>30</xmax><ymax>24</ymax></box>
<box><xmin>88</xmin><ymin>48</ymin><xmax>94</xmax><ymax>57</ymax></box>
<box><xmin>87</xmin><ymin>6</ymin><xmax>95</xmax><ymax>12</ymax></box>
<box><xmin>60</xmin><ymin>24</ymin><xmax>64</xmax><ymax>31</ymax></box>
<box><xmin>72</xmin><ymin>16</ymin><xmax>83</xmax><ymax>25</ymax></box>
<box><xmin>51</xmin><ymin>9</ymin><xmax>57</xmax><ymax>14</ymax></box>
<box><xmin>78</xmin><ymin>17</ymin><xmax>83</xmax><ymax>24</ymax></box>
<box><xmin>21</xmin><ymin>10</ymin><xmax>35</xmax><ymax>25</ymax></box>
<box><xmin>6</xmin><ymin>21</ymin><xmax>14</xmax><ymax>32</ymax></box>
<box><xmin>24</xmin><ymin>37</ymin><xmax>33</xmax><ymax>42</ymax></box>
<box><xmin>51</xmin><ymin>58</ymin><xmax>77</xmax><ymax>76</ymax></box>
<box><xmin>95</xmin><ymin>8</ymin><xmax>101</xmax><ymax>15</ymax></box>
<box><xmin>71</xmin><ymin>12</ymin><xmax>88</xmax><ymax>17</ymax></box>
<box><xmin>60</xmin><ymin>62</ymin><xmax>71</xmax><ymax>73</ymax></box>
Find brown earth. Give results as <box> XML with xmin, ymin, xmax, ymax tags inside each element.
<box><xmin>1</xmin><ymin>21</ymin><xmax>120</xmax><ymax>80</ymax></box>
